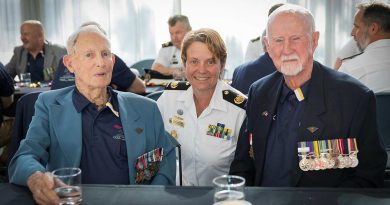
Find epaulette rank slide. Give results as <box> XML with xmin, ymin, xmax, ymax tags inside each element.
<box><xmin>162</xmin><ymin>41</ymin><xmax>173</xmax><ymax>48</ymax></box>
<box><xmin>222</xmin><ymin>90</ymin><xmax>247</xmax><ymax>109</ymax></box>
<box><xmin>165</xmin><ymin>81</ymin><xmax>191</xmax><ymax>90</ymax></box>
<box><xmin>250</xmin><ymin>36</ymin><xmax>261</xmax><ymax>43</ymax></box>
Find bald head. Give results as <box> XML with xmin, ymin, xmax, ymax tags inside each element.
<box><xmin>20</xmin><ymin>20</ymin><xmax>45</xmax><ymax>52</ymax></box>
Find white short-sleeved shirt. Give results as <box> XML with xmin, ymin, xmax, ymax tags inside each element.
<box><xmin>339</xmin><ymin>39</ymin><xmax>390</xmax><ymax>93</ymax></box>
<box><xmin>244</xmin><ymin>36</ymin><xmax>265</xmax><ymax>62</ymax></box>
<box><xmin>157</xmin><ymin>80</ymin><xmax>247</xmax><ymax>186</ymax></box>
<box><xmin>153</xmin><ymin>42</ymin><xmax>183</xmax><ymax>69</ymax></box>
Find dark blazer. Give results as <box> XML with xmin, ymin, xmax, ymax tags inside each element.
<box><xmin>231</xmin><ymin>52</ymin><xmax>276</xmax><ymax>95</ymax></box>
<box><xmin>5</xmin><ymin>41</ymin><xmax>66</xmax><ymax>78</ymax></box>
<box><xmin>230</xmin><ymin>61</ymin><xmax>387</xmax><ymax>187</ymax></box>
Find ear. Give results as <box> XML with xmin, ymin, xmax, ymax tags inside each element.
<box><xmin>111</xmin><ymin>54</ymin><xmax>116</xmax><ymax>65</ymax></box>
<box><xmin>311</xmin><ymin>31</ymin><xmax>320</xmax><ymax>52</ymax></box>
<box><xmin>369</xmin><ymin>22</ymin><xmax>380</xmax><ymax>34</ymax></box>
<box><xmin>63</xmin><ymin>55</ymin><xmax>75</xmax><ymax>73</ymax></box>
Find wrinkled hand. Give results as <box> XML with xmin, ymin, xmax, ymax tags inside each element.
<box><xmin>27</xmin><ymin>171</ymin><xmax>60</xmax><ymax>205</ymax></box>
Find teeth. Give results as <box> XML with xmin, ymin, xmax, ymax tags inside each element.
<box><xmin>194</xmin><ymin>77</ymin><xmax>209</xmax><ymax>80</ymax></box>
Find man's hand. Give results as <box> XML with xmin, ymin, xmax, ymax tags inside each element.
<box><xmin>27</xmin><ymin>171</ymin><xmax>60</xmax><ymax>205</ymax></box>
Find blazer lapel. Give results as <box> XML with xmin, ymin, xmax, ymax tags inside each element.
<box><xmin>43</xmin><ymin>43</ymin><xmax>55</xmax><ymax>70</ymax></box>
<box><xmin>292</xmin><ymin>62</ymin><xmax>327</xmax><ymax>186</ymax></box>
<box><xmin>50</xmin><ymin>89</ymin><xmax>82</xmax><ymax>167</ymax></box>
<box><xmin>253</xmin><ymin>74</ymin><xmax>284</xmax><ymax>185</ymax></box>
<box><xmin>20</xmin><ymin>49</ymin><xmax>28</xmax><ymax>74</ymax></box>
<box><xmin>117</xmin><ymin>93</ymin><xmax>145</xmax><ymax>184</ymax></box>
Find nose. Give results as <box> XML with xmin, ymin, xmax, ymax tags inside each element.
<box><xmin>351</xmin><ymin>27</ymin><xmax>356</xmax><ymax>37</ymax></box>
<box><xmin>282</xmin><ymin>40</ymin><xmax>292</xmax><ymax>54</ymax></box>
<box><xmin>96</xmin><ymin>55</ymin><xmax>106</xmax><ymax>68</ymax></box>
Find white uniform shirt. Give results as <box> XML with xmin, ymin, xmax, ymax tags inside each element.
<box><xmin>244</xmin><ymin>37</ymin><xmax>265</xmax><ymax>62</ymax></box>
<box><xmin>154</xmin><ymin>44</ymin><xmax>183</xmax><ymax>69</ymax></box>
<box><xmin>339</xmin><ymin>39</ymin><xmax>390</xmax><ymax>93</ymax></box>
<box><xmin>157</xmin><ymin>80</ymin><xmax>246</xmax><ymax>186</ymax></box>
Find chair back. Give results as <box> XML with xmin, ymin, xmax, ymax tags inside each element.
<box><xmin>130</xmin><ymin>59</ymin><xmax>154</xmax><ymax>78</ymax></box>
<box><xmin>146</xmin><ymin>90</ymin><xmax>164</xmax><ymax>101</ymax></box>
<box><xmin>376</xmin><ymin>92</ymin><xmax>390</xmax><ymax>149</ymax></box>
<box><xmin>8</xmin><ymin>92</ymin><xmax>41</xmax><ymax>164</ymax></box>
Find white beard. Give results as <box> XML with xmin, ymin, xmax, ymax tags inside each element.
<box><xmin>280</xmin><ymin>54</ymin><xmax>303</xmax><ymax>76</ymax></box>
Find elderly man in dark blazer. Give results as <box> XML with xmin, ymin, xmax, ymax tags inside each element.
<box><xmin>230</xmin><ymin>4</ymin><xmax>386</xmax><ymax>188</ymax></box>
<box><xmin>5</xmin><ymin>20</ymin><xmax>66</xmax><ymax>82</ymax></box>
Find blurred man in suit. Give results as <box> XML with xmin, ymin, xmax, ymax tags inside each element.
<box><xmin>5</xmin><ymin>20</ymin><xmax>66</xmax><ymax>82</ymax></box>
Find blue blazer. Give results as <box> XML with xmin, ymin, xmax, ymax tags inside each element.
<box><xmin>9</xmin><ymin>86</ymin><xmax>176</xmax><ymax>185</ymax></box>
<box><xmin>230</xmin><ymin>62</ymin><xmax>387</xmax><ymax>187</ymax></box>
<box><xmin>231</xmin><ymin>52</ymin><xmax>276</xmax><ymax>95</ymax></box>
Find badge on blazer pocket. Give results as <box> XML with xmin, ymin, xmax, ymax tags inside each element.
<box><xmin>135</xmin><ymin>147</ymin><xmax>164</xmax><ymax>184</ymax></box>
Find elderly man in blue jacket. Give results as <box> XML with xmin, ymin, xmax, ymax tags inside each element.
<box><xmin>9</xmin><ymin>25</ymin><xmax>175</xmax><ymax>204</ymax></box>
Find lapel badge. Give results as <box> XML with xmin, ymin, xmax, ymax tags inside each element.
<box><xmin>135</xmin><ymin>127</ymin><xmax>143</xmax><ymax>134</ymax></box>
<box><xmin>306</xmin><ymin>126</ymin><xmax>318</xmax><ymax>134</ymax></box>
<box><xmin>261</xmin><ymin>111</ymin><xmax>269</xmax><ymax>117</ymax></box>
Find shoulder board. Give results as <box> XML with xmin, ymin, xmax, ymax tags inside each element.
<box><xmin>162</xmin><ymin>41</ymin><xmax>173</xmax><ymax>48</ymax></box>
<box><xmin>250</xmin><ymin>36</ymin><xmax>261</xmax><ymax>43</ymax></box>
<box><xmin>222</xmin><ymin>90</ymin><xmax>247</xmax><ymax>109</ymax></box>
<box><xmin>165</xmin><ymin>81</ymin><xmax>191</xmax><ymax>90</ymax></box>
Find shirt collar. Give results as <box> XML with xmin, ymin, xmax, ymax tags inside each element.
<box><xmin>280</xmin><ymin>79</ymin><xmax>311</xmax><ymax>104</ymax></box>
<box><xmin>177</xmin><ymin>80</ymin><xmax>228</xmax><ymax>112</ymax></box>
<box><xmin>72</xmin><ymin>87</ymin><xmax>117</xmax><ymax>113</ymax></box>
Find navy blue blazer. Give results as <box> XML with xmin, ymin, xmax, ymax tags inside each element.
<box><xmin>231</xmin><ymin>52</ymin><xmax>276</xmax><ymax>95</ymax></box>
<box><xmin>230</xmin><ymin>61</ymin><xmax>387</xmax><ymax>187</ymax></box>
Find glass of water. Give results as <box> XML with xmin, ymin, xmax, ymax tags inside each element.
<box><xmin>213</xmin><ymin>175</ymin><xmax>246</xmax><ymax>203</ymax></box>
<box><xmin>52</xmin><ymin>167</ymin><xmax>82</xmax><ymax>205</ymax></box>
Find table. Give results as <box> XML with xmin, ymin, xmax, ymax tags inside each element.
<box><xmin>1</xmin><ymin>183</ymin><xmax>390</xmax><ymax>205</ymax></box>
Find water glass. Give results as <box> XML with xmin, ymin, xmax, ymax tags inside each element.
<box><xmin>172</xmin><ymin>68</ymin><xmax>185</xmax><ymax>81</ymax></box>
<box><xmin>52</xmin><ymin>167</ymin><xmax>82</xmax><ymax>205</ymax></box>
<box><xmin>20</xmin><ymin>73</ymin><xmax>31</xmax><ymax>87</ymax></box>
<box><xmin>213</xmin><ymin>175</ymin><xmax>246</xmax><ymax>203</ymax></box>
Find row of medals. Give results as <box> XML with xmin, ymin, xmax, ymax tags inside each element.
<box><xmin>298</xmin><ymin>138</ymin><xmax>358</xmax><ymax>172</ymax></box>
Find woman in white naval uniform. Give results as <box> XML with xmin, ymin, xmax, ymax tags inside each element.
<box><xmin>157</xmin><ymin>28</ymin><xmax>247</xmax><ymax>186</ymax></box>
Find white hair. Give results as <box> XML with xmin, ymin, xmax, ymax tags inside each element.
<box><xmin>66</xmin><ymin>25</ymin><xmax>110</xmax><ymax>54</ymax></box>
<box><xmin>266</xmin><ymin>4</ymin><xmax>316</xmax><ymax>37</ymax></box>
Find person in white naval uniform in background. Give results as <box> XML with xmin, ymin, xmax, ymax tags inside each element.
<box><xmin>339</xmin><ymin>2</ymin><xmax>390</xmax><ymax>93</ymax></box>
<box><xmin>157</xmin><ymin>28</ymin><xmax>247</xmax><ymax>186</ymax></box>
<box><xmin>152</xmin><ymin>15</ymin><xmax>192</xmax><ymax>78</ymax></box>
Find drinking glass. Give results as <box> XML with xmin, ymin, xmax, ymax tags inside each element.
<box><xmin>52</xmin><ymin>167</ymin><xmax>82</xmax><ymax>205</ymax></box>
<box><xmin>20</xmin><ymin>72</ymin><xmax>31</xmax><ymax>87</ymax></box>
<box><xmin>213</xmin><ymin>175</ymin><xmax>247</xmax><ymax>203</ymax></box>
<box><xmin>172</xmin><ymin>68</ymin><xmax>185</xmax><ymax>81</ymax></box>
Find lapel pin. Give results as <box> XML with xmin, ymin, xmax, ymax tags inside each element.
<box><xmin>135</xmin><ymin>127</ymin><xmax>143</xmax><ymax>134</ymax></box>
<box><xmin>307</xmin><ymin>126</ymin><xmax>318</xmax><ymax>134</ymax></box>
<box><xmin>261</xmin><ymin>111</ymin><xmax>269</xmax><ymax>117</ymax></box>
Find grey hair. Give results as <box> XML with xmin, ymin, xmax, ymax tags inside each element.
<box><xmin>66</xmin><ymin>25</ymin><xmax>110</xmax><ymax>54</ymax></box>
<box><xmin>357</xmin><ymin>1</ymin><xmax>390</xmax><ymax>32</ymax></box>
<box><xmin>267</xmin><ymin>4</ymin><xmax>316</xmax><ymax>37</ymax></box>
<box><xmin>168</xmin><ymin>15</ymin><xmax>192</xmax><ymax>31</ymax></box>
